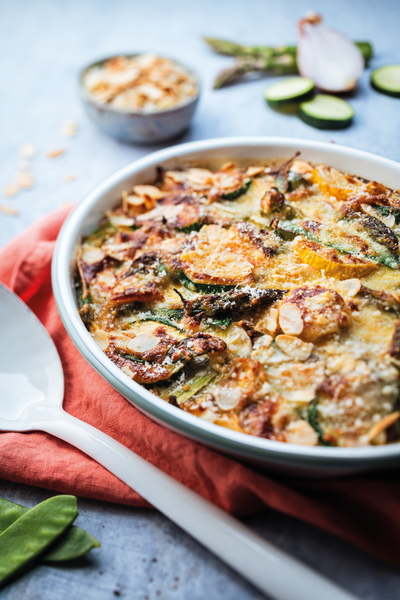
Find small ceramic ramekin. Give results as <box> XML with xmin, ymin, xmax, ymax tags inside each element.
<box><xmin>79</xmin><ymin>54</ymin><xmax>200</xmax><ymax>144</ymax></box>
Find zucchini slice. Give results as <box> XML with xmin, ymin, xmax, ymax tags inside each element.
<box><xmin>299</xmin><ymin>95</ymin><xmax>354</xmax><ymax>129</ymax></box>
<box><xmin>264</xmin><ymin>77</ymin><xmax>314</xmax><ymax>107</ymax></box>
<box><xmin>371</xmin><ymin>65</ymin><xmax>400</xmax><ymax>98</ymax></box>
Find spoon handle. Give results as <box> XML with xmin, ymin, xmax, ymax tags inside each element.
<box><xmin>41</xmin><ymin>409</ymin><xmax>357</xmax><ymax>600</ymax></box>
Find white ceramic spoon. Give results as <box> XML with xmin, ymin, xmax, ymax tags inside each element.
<box><xmin>0</xmin><ymin>283</ymin><xmax>357</xmax><ymax>600</ymax></box>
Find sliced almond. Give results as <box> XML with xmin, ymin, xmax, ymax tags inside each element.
<box><xmin>361</xmin><ymin>203</ymin><xmax>395</xmax><ymax>228</ymax></box>
<box><xmin>253</xmin><ymin>334</ymin><xmax>273</xmax><ymax>350</ymax></box>
<box><xmin>246</xmin><ymin>166</ymin><xmax>265</xmax><ymax>177</ymax></box>
<box><xmin>337</xmin><ymin>278</ymin><xmax>361</xmax><ymax>297</ymax></box>
<box><xmin>62</xmin><ymin>120</ymin><xmax>78</xmax><ymax>137</ymax></box>
<box><xmin>96</xmin><ymin>270</ymin><xmax>117</xmax><ymax>289</ymax></box>
<box><xmin>219</xmin><ymin>161</ymin><xmax>236</xmax><ymax>172</ymax></box>
<box><xmin>0</xmin><ymin>204</ymin><xmax>19</xmax><ymax>215</ymax></box>
<box><xmin>108</xmin><ymin>213</ymin><xmax>135</xmax><ymax>227</ymax></box>
<box><xmin>3</xmin><ymin>184</ymin><xmax>19</xmax><ymax>197</ymax></box>
<box><xmin>19</xmin><ymin>142</ymin><xmax>38</xmax><ymax>159</ymax></box>
<box><xmin>213</xmin><ymin>386</ymin><xmax>243</xmax><ymax>411</ymax></box>
<box><xmin>121</xmin><ymin>365</ymin><xmax>134</xmax><ymax>379</ymax></box>
<box><xmin>265</xmin><ymin>308</ymin><xmax>279</xmax><ymax>333</ymax></box>
<box><xmin>286</xmin><ymin>420</ymin><xmax>318</xmax><ymax>445</ymax></box>
<box><xmin>127</xmin><ymin>333</ymin><xmax>160</xmax><ymax>353</ymax></box>
<box><xmin>47</xmin><ymin>148</ymin><xmax>64</xmax><ymax>158</ymax></box>
<box><xmin>291</xmin><ymin>160</ymin><xmax>313</xmax><ymax>175</ymax></box>
<box><xmin>133</xmin><ymin>185</ymin><xmax>165</xmax><ymax>201</ymax></box>
<box><xmin>111</xmin><ymin>333</ymin><xmax>134</xmax><ymax>351</ymax></box>
<box><xmin>136</xmin><ymin>203</ymin><xmax>184</xmax><ymax>222</ymax></box>
<box><xmin>367</xmin><ymin>411</ymin><xmax>400</xmax><ymax>443</ymax></box>
<box><xmin>64</xmin><ymin>173</ymin><xmax>76</xmax><ymax>182</ymax></box>
<box><xmin>16</xmin><ymin>171</ymin><xmax>33</xmax><ymax>189</ymax></box>
<box><xmin>81</xmin><ymin>245</ymin><xmax>106</xmax><ymax>264</ymax></box>
<box><xmin>103</xmin><ymin>242</ymin><xmax>133</xmax><ymax>261</ymax></box>
<box><xmin>225</xmin><ymin>325</ymin><xmax>252</xmax><ymax>357</ymax></box>
<box><xmin>284</xmin><ymin>389</ymin><xmax>316</xmax><ymax>402</ymax></box>
<box><xmin>279</xmin><ymin>303</ymin><xmax>304</xmax><ymax>335</ymax></box>
<box><xmin>275</xmin><ymin>335</ymin><xmax>313</xmax><ymax>361</ymax></box>
<box><xmin>93</xmin><ymin>329</ymin><xmax>109</xmax><ymax>351</ymax></box>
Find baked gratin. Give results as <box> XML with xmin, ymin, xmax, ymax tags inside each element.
<box><xmin>76</xmin><ymin>155</ymin><xmax>400</xmax><ymax>447</ymax></box>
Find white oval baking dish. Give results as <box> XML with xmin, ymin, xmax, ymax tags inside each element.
<box><xmin>52</xmin><ymin>137</ymin><xmax>400</xmax><ymax>477</ymax></box>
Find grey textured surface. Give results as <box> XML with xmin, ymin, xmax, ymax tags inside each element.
<box><xmin>1</xmin><ymin>0</ymin><xmax>400</xmax><ymax>598</ymax></box>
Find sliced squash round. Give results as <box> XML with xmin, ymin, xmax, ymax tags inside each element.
<box><xmin>264</xmin><ymin>77</ymin><xmax>315</xmax><ymax>107</ymax></box>
<box><xmin>295</xmin><ymin>239</ymin><xmax>377</xmax><ymax>279</ymax></box>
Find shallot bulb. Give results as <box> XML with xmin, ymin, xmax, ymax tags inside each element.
<box><xmin>297</xmin><ymin>13</ymin><xmax>364</xmax><ymax>92</ymax></box>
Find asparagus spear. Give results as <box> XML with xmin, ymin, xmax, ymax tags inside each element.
<box><xmin>213</xmin><ymin>54</ymin><xmax>298</xmax><ymax>89</ymax></box>
<box><xmin>204</xmin><ymin>38</ymin><xmax>373</xmax><ymax>89</ymax></box>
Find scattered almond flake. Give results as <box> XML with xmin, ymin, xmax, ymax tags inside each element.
<box><xmin>337</xmin><ymin>278</ymin><xmax>361</xmax><ymax>297</ymax></box>
<box><xmin>93</xmin><ymin>330</ymin><xmax>109</xmax><ymax>351</ymax></box>
<box><xmin>19</xmin><ymin>142</ymin><xmax>38</xmax><ymax>159</ymax></box>
<box><xmin>3</xmin><ymin>184</ymin><xmax>19</xmax><ymax>197</ymax></box>
<box><xmin>286</xmin><ymin>420</ymin><xmax>318</xmax><ymax>445</ymax></box>
<box><xmin>246</xmin><ymin>166</ymin><xmax>265</xmax><ymax>177</ymax></box>
<box><xmin>0</xmin><ymin>204</ymin><xmax>19</xmax><ymax>216</ymax></box>
<box><xmin>20</xmin><ymin>161</ymin><xmax>31</xmax><ymax>171</ymax></box>
<box><xmin>47</xmin><ymin>148</ymin><xmax>65</xmax><ymax>158</ymax></box>
<box><xmin>279</xmin><ymin>303</ymin><xmax>304</xmax><ymax>335</ymax></box>
<box><xmin>62</xmin><ymin>120</ymin><xmax>78</xmax><ymax>137</ymax></box>
<box><xmin>64</xmin><ymin>173</ymin><xmax>76</xmax><ymax>182</ymax></box>
<box><xmin>16</xmin><ymin>171</ymin><xmax>34</xmax><ymax>189</ymax></box>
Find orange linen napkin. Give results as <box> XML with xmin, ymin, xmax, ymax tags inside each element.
<box><xmin>1</xmin><ymin>207</ymin><xmax>400</xmax><ymax>567</ymax></box>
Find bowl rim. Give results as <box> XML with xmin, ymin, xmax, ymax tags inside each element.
<box><xmin>79</xmin><ymin>52</ymin><xmax>201</xmax><ymax>117</ymax></box>
<box><xmin>52</xmin><ymin>136</ymin><xmax>400</xmax><ymax>469</ymax></box>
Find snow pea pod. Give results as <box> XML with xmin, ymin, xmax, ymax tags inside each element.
<box><xmin>0</xmin><ymin>495</ymin><xmax>78</xmax><ymax>585</ymax></box>
<box><xmin>0</xmin><ymin>497</ymin><xmax>99</xmax><ymax>563</ymax></box>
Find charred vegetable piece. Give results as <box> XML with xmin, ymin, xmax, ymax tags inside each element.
<box><xmin>178</xmin><ymin>271</ymin><xmax>234</xmax><ymax>294</ymax></box>
<box><xmin>178</xmin><ymin>222</ymin><xmax>206</xmax><ymax>234</ymax></box>
<box><xmin>0</xmin><ymin>498</ymin><xmax>99</xmax><ymax>563</ymax></box>
<box><xmin>346</xmin><ymin>213</ymin><xmax>398</xmax><ymax>253</ymax></box>
<box><xmin>221</xmin><ymin>177</ymin><xmax>251</xmax><ymax>200</ymax></box>
<box><xmin>174</xmin><ymin>369</ymin><xmax>218</xmax><ymax>404</ymax></box>
<box><xmin>359</xmin><ymin>286</ymin><xmax>400</xmax><ymax>314</ymax></box>
<box><xmin>85</xmin><ymin>221</ymin><xmax>117</xmax><ymax>247</ymax></box>
<box><xmin>0</xmin><ymin>496</ymin><xmax>78</xmax><ymax>586</ymax></box>
<box><xmin>374</xmin><ymin>205</ymin><xmax>400</xmax><ymax>225</ymax></box>
<box><xmin>342</xmin><ymin>213</ymin><xmax>399</xmax><ymax>268</ymax></box>
<box><xmin>158</xmin><ymin>307</ymin><xmax>185</xmax><ymax>321</ymax></box>
<box><xmin>287</xmin><ymin>170</ymin><xmax>310</xmax><ymax>191</ymax></box>
<box><xmin>207</xmin><ymin>313</ymin><xmax>233</xmax><ymax>330</ymax></box>
<box><xmin>138</xmin><ymin>316</ymin><xmax>185</xmax><ymax>333</ymax></box>
<box><xmin>177</xmin><ymin>287</ymin><xmax>287</xmax><ymax>319</ymax></box>
<box><xmin>307</xmin><ymin>401</ymin><xmax>333</xmax><ymax>446</ymax></box>
<box><xmin>167</xmin><ymin>333</ymin><xmax>227</xmax><ymax>363</ymax></box>
<box><xmin>115</xmin><ymin>351</ymin><xmax>145</xmax><ymax>362</ymax></box>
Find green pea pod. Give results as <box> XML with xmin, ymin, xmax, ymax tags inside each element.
<box><xmin>0</xmin><ymin>497</ymin><xmax>100</xmax><ymax>563</ymax></box>
<box><xmin>43</xmin><ymin>526</ymin><xmax>100</xmax><ymax>562</ymax></box>
<box><xmin>0</xmin><ymin>495</ymin><xmax>78</xmax><ymax>585</ymax></box>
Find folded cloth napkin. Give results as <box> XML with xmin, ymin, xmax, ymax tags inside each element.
<box><xmin>1</xmin><ymin>207</ymin><xmax>400</xmax><ymax>567</ymax></box>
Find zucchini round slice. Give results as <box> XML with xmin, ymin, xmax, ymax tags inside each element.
<box><xmin>371</xmin><ymin>65</ymin><xmax>400</xmax><ymax>98</ymax></box>
<box><xmin>264</xmin><ymin>77</ymin><xmax>314</xmax><ymax>107</ymax></box>
<box><xmin>299</xmin><ymin>95</ymin><xmax>354</xmax><ymax>129</ymax></box>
